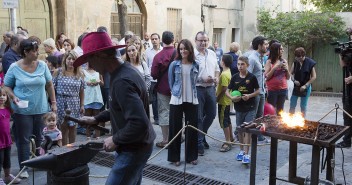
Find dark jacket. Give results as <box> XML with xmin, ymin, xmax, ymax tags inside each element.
<box><xmin>95</xmin><ymin>62</ymin><xmax>156</xmax><ymax>152</ymax></box>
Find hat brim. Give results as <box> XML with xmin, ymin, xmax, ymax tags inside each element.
<box><xmin>73</xmin><ymin>45</ymin><xmax>126</xmax><ymax>68</ymax></box>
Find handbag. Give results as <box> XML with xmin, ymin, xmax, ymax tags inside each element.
<box><xmin>292</xmin><ymin>85</ymin><xmax>307</xmax><ymax>97</ymax></box>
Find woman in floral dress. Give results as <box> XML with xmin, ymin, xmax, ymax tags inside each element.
<box><xmin>53</xmin><ymin>50</ymin><xmax>85</xmax><ymax>145</ymax></box>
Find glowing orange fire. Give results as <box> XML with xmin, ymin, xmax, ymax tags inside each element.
<box><xmin>66</xmin><ymin>144</ymin><xmax>73</xmax><ymax>147</ymax></box>
<box><xmin>279</xmin><ymin>111</ymin><xmax>305</xmax><ymax>128</ymax></box>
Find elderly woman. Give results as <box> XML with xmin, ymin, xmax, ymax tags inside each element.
<box><xmin>53</xmin><ymin>50</ymin><xmax>85</xmax><ymax>145</ymax></box>
<box><xmin>289</xmin><ymin>47</ymin><xmax>316</xmax><ymax>117</ymax></box>
<box><xmin>4</xmin><ymin>39</ymin><xmax>56</xmax><ymax>178</ymax></box>
<box><xmin>226</xmin><ymin>42</ymin><xmax>241</xmax><ymax>76</ymax></box>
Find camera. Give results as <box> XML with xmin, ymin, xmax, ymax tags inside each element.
<box><xmin>331</xmin><ymin>41</ymin><xmax>352</xmax><ymax>63</ymax></box>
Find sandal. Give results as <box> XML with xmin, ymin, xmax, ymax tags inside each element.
<box><xmin>156</xmin><ymin>141</ymin><xmax>168</xmax><ymax>148</ymax></box>
<box><xmin>172</xmin><ymin>161</ymin><xmax>180</xmax><ymax>166</ymax></box>
<box><xmin>190</xmin><ymin>160</ymin><xmax>198</xmax><ymax>165</ymax></box>
<box><xmin>219</xmin><ymin>143</ymin><xmax>231</xmax><ymax>152</ymax></box>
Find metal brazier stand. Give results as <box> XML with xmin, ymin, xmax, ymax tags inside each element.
<box><xmin>237</xmin><ymin>120</ymin><xmax>349</xmax><ymax>185</ymax></box>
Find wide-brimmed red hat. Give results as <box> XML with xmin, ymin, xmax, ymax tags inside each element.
<box><xmin>73</xmin><ymin>32</ymin><xmax>125</xmax><ymax>67</ymax></box>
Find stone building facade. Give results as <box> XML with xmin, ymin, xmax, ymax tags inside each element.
<box><xmin>0</xmin><ymin>0</ymin><xmax>310</xmax><ymax>52</ymax></box>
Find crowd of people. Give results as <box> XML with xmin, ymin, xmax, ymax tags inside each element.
<box><xmin>0</xmin><ymin>25</ymin><xmax>327</xmax><ymax>185</ymax></box>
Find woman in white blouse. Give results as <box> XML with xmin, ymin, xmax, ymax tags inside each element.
<box><xmin>167</xmin><ymin>39</ymin><xmax>199</xmax><ymax>166</ymax></box>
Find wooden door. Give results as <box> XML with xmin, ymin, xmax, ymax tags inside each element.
<box><xmin>18</xmin><ymin>0</ymin><xmax>50</xmax><ymax>41</ymax></box>
<box><xmin>312</xmin><ymin>38</ymin><xmax>349</xmax><ymax>93</ymax></box>
<box><xmin>0</xmin><ymin>0</ymin><xmax>50</xmax><ymax>41</ymax></box>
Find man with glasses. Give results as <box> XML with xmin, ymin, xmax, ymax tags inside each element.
<box><xmin>247</xmin><ymin>36</ymin><xmax>269</xmax><ymax>143</ymax></box>
<box><xmin>194</xmin><ymin>31</ymin><xmax>220</xmax><ymax>155</ymax></box>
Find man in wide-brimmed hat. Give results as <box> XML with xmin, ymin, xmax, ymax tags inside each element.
<box><xmin>74</xmin><ymin>32</ymin><xmax>156</xmax><ymax>185</ymax></box>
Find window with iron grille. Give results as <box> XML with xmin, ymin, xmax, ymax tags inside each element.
<box><xmin>167</xmin><ymin>8</ymin><xmax>182</xmax><ymax>43</ymax></box>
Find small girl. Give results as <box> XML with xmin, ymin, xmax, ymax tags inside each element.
<box><xmin>0</xmin><ymin>88</ymin><xmax>21</xmax><ymax>184</ymax></box>
<box><xmin>40</xmin><ymin>112</ymin><xmax>62</xmax><ymax>155</ymax></box>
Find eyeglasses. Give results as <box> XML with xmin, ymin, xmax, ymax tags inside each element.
<box><xmin>196</xmin><ymin>40</ymin><xmax>208</xmax><ymax>43</ymax></box>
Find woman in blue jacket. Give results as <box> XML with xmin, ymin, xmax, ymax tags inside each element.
<box><xmin>168</xmin><ymin>39</ymin><xmax>199</xmax><ymax>166</ymax></box>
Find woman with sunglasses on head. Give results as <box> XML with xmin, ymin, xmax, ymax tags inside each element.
<box><xmin>4</xmin><ymin>39</ymin><xmax>56</xmax><ymax>178</ymax></box>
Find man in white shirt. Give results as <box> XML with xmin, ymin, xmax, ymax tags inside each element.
<box><xmin>194</xmin><ymin>31</ymin><xmax>220</xmax><ymax>155</ymax></box>
<box><xmin>145</xmin><ymin>33</ymin><xmax>163</xmax><ymax>125</ymax></box>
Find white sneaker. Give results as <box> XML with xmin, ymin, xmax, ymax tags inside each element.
<box><xmin>4</xmin><ymin>174</ymin><xmax>21</xmax><ymax>184</ymax></box>
<box><xmin>242</xmin><ymin>154</ymin><xmax>251</xmax><ymax>164</ymax></box>
<box><xmin>0</xmin><ymin>178</ymin><xmax>6</xmax><ymax>185</ymax></box>
<box><xmin>19</xmin><ymin>171</ymin><xmax>29</xmax><ymax>179</ymax></box>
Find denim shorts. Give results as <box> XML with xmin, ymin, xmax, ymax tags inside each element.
<box><xmin>235</xmin><ymin>109</ymin><xmax>256</xmax><ymax>127</ymax></box>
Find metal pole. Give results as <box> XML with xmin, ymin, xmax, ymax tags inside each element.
<box><xmin>10</xmin><ymin>8</ymin><xmax>17</xmax><ymax>33</ymax></box>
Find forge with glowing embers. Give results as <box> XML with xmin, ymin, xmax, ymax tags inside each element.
<box><xmin>250</xmin><ymin>113</ymin><xmax>346</xmax><ymax>144</ymax></box>
<box><xmin>238</xmin><ymin>112</ymin><xmax>350</xmax><ymax>185</ymax></box>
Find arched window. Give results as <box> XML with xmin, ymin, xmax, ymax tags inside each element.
<box><xmin>111</xmin><ymin>0</ymin><xmax>143</xmax><ymax>39</ymax></box>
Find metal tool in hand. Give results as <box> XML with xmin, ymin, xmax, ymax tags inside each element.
<box><xmin>64</xmin><ymin>109</ymin><xmax>110</xmax><ymax>134</ymax></box>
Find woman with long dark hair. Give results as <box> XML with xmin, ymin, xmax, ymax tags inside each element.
<box><xmin>167</xmin><ymin>39</ymin><xmax>199</xmax><ymax>166</ymax></box>
<box><xmin>264</xmin><ymin>42</ymin><xmax>290</xmax><ymax>114</ymax></box>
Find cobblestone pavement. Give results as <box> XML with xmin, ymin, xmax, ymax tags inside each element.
<box><xmin>9</xmin><ymin>96</ymin><xmax>352</xmax><ymax>185</ymax></box>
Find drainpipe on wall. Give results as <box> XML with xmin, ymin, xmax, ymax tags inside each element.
<box><xmin>10</xmin><ymin>8</ymin><xmax>17</xmax><ymax>33</ymax></box>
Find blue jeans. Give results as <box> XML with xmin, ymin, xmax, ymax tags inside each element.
<box><xmin>254</xmin><ymin>94</ymin><xmax>265</xmax><ymax>118</ymax></box>
<box><xmin>289</xmin><ymin>85</ymin><xmax>311</xmax><ymax>117</ymax></box>
<box><xmin>13</xmin><ymin>113</ymin><xmax>45</xmax><ymax>169</ymax></box>
<box><xmin>105</xmin><ymin>146</ymin><xmax>153</xmax><ymax>185</ymax></box>
<box><xmin>151</xmin><ymin>82</ymin><xmax>158</xmax><ymax>122</ymax></box>
<box><xmin>254</xmin><ymin>94</ymin><xmax>266</xmax><ymax>141</ymax></box>
<box><xmin>267</xmin><ymin>89</ymin><xmax>287</xmax><ymax>114</ymax></box>
<box><xmin>196</xmin><ymin>86</ymin><xmax>216</xmax><ymax>150</ymax></box>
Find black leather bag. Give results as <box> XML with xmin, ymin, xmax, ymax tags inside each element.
<box><xmin>148</xmin><ymin>82</ymin><xmax>157</xmax><ymax>104</ymax></box>
<box><xmin>292</xmin><ymin>86</ymin><xmax>307</xmax><ymax>97</ymax></box>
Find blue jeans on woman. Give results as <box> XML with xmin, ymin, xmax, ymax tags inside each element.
<box><xmin>267</xmin><ymin>89</ymin><xmax>287</xmax><ymax>114</ymax></box>
<box><xmin>13</xmin><ymin>113</ymin><xmax>45</xmax><ymax>169</ymax></box>
<box><xmin>289</xmin><ymin>85</ymin><xmax>312</xmax><ymax>117</ymax></box>
<box><xmin>105</xmin><ymin>145</ymin><xmax>153</xmax><ymax>185</ymax></box>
